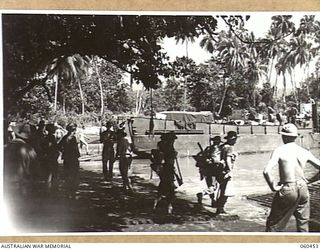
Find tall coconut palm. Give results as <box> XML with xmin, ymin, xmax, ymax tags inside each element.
<box><xmin>216</xmin><ymin>31</ymin><xmax>250</xmax><ymax>74</ymax></box>
<box><xmin>270</xmin><ymin>15</ymin><xmax>295</xmax><ymax>38</ymax></box>
<box><xmin>264</xmin><ymin>28</ymin><xmax>282</xmax><ymax>84</ymax></box>
<box><xmin>278</xmin><ymin>33</ymin><xmax>316</xmax><ymax>101</ymax></box>
<box><xmin>288</xmin><ymin>35</ymin><xmax>315</xmax><ymax>81</ymax></box>
<box><xmin>276</xmin><ymin>42</ymin><xmax>294</xmax><ymax>103</ymax></box>
<box><xmin>47</xmin><ymin>54</ymin><xmax>90</xmax><ymax>115</ymax></box>
<box><xmin>201</xmin><ymin>30</ymin><xmax>251</xmax><ymax>112</ymax></box>
<box><xmin>92</xmin><ymin>56</ymin><xmax>104</xmax><ymax>116</ymax></box>
<box><xmin>267</xmin><ymin>15</ymin><xmax>295</xmax><ymax>102</ymax></box>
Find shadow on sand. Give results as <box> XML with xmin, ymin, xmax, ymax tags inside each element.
<box><xmin>7</xmin><ymin>165</ymin><xmax>245</xmax><ymax>233</ymax></box>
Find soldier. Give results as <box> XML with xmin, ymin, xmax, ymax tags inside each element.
<box><xmin>4</xmin><ymin>122</ymin><xmax>40</xmax><ymax>229</ymax></box>
<box><xmin>196</xmin><ymin>136</ymin><xmax>224</xmax><ymax>207</ymax></box>
<box><xmin>54</xmin><ymin>122</ymin><xmax>66</xmax><ymax>143</ymax></box>
<box><xmin>77</xmin><ymin>124</ymin><xmax>90</xmax><ymax>155</ymax></box>
<box><xmin>4</xmin><ymin>123</ymin><xmax>38</xmax><ymax>200</ymax></box>
<box><xmin>263</xmin><ymin>123</ymin><xmax>320</xmax><ymax>232</ymax></box>
<box><xmin>153</xmin><ymin>132</ymin><xmax>180</xmax><ymax>214</ymax></box>
<box><xmin>42</xmin><ymin>124</ymin><xmax>60</xmax><ymax>192</ymax></box>
<box><xmin>115</xmin><ymin>130</ymin><xmax>133</xmax><ymax>191</ymax></box>
<box><xmin>216</xmin><ymin>131</ymin><xmax>239</xmax><ymax>214</ymax></box>
<box><xmin>33</xmin><ymin>120</ymin><xmax>47</xmax><ymax>181</ymax></box>
<box><xmin>100</xmin><ymin>121</ymin><xmax>116</xmax><ymax>180</ymax></box>
<box><xmin>58</xmin><ymin>123</ymin><xmax>80</xmax><ymax>198</ymax></box>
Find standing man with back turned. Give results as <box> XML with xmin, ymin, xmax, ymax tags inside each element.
<box><xmin>263</xmin><ymin>123</ymin><xmax>320</xmax><ymax>232</ymax></box>
<box><xmin>100</xmin><ymin>121</ymin><xmax>116</xmax><ymax>181</ymax></box>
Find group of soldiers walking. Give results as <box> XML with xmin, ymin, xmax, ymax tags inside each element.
<box><xmin>150</xmin><ymin>129</ymin><xmax>239</xmax><ymax>215</ymax></box>
<box><xmin>3</xmin><ymin>118</ymin><xmax>320</xmax><ymax>232</ymax></box>
<box><xmin>194</xmin><ymin>131</ymin><xmax>238</xmax><ymax>215</ymax></box>
<box><xmin>149</xmin><ymin>123</ymin><xmax>320</xmax><ymax>233</ymax></box>
<box><xmin>4</xmin><ymin>119</ymin><xmax>133</xmax><ymax>204</ymax></box>
<box><xmin>4</xmin><ymin>121</ymin><xmax>82</xmax><ymax>200</ymax></box>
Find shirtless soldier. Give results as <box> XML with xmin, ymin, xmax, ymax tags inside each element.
<box><xmin>263</xmin><ymin>123</ymin><xmax>320</xmax><ymax>232</ymax></box>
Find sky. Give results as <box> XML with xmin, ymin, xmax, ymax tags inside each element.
<box><xmin>161</xmin><ymin>13</ymin><xmax>313</xmax><ymax>63</ymax></box>
<box><xmin>128</xmin><ymin>13</ymin><xmax>320</xmax><ymax>90</ymax></box>
<box><xmin>159</xmin><ymin>13</ymin><xmax>320</xmax><ymax>92</ymax></box>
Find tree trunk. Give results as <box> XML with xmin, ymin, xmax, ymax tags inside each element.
<box><xmin>94</xmin><ymin>59</ymin><xmax>104</xmax><ymax>116</ymax></box>
<box><xmin>54</xmin><ymin>75</ymin><xmax>58</xmax><ymax>111</ymax></box>
<box><xmin>303</xmin><ymin>65</ymin><xmax>308</xmax><ymax>81</ymax></box>
<box><xmin>98</xmin><ymin>77</ymin><xmax>104</xmax><ymax>116</ymax></box>
<box><xmin>289</xmin><ymin>70</ymin><xmax>297</xmax><ymax>101</ymax></box>
<box><xmin>63</xmin><ymin>96</ymin><xmax>66</xmax><ymax>114</ymax></box>
<box><xmin>268</xmin><ymin>57</ymin><xmax>275</xmax><ymax>83</ymax></box>
<box><xmin>218</xmin><ymin>79</ymin><xmax>228</xmax><ymax>115</ymax></box>
<box><xmin>282</xmin><ymin>73</ymin><xmax>286</xmax><ymax>103</ymax></box>
<box><xmin>183</xmin><ymin>78</ymin><xmax>187</xmax><ymax>111</ymax></box>
<box><xmin>130</xmin><ymin>66</ymin><xmax>133</xmax><ymax>88</ymax></box>
<box><xmin>138</xmin><ymin>90</ymin><xmax>143</xmax><ymax>114</ymax></box>
<box><xmin>135</xmin><ymin>89</ymin><xmax>144</xmax><ymax>115</ymax></box>
<box><xmin>293</xmin><ymin>68</ymin><xmax>297</xmax><ymax>88</ymax></box>
<box><xmin>274</xmin><ymin>73</ymin><xmax>279</xmax><ymax>100</ymax></box>
<box><xmin>135</xmin><ymin>89</ymin><xmax>139</xmax><ymax>114</ymax></box>
<box><xmin>77</xmin><ymin>79</ymin><xmax>85</xmax><ymax>115</ymax></box>
<box><xmin>149</xmin><ymin>88</ymin><xmax>154</xmax><ymax>137</ymax></box>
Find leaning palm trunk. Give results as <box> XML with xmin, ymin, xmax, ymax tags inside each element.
<box><xmin>293</xmin><ymin>69</ymin><xmax>299</xmax><ymax>89</ymax></box>
<box><xmin>77</xmin><ymin>79</ymin><xmax>85</xmax><ymax>115</ymax></box>
<box><xmin>282</xmin><ymin>74</ymin><xmax>287</xmax><ymax>103</ymax></box>
<box><xmin>138</xmin><ymin>90</ymin><xmax>143</xmax><ymax>114</ymax></box>
<box><xmin>218</xmin><ymin>79</ymin><xmax>228</xmax><ymax>115</ymax></box>
<box><xmin>94</xmin><ymin>60</ymin><xmax>104</xmax><ymax>116</ymax></box>
<box><xmin>274</xmin><ymin>73</ymin><xmax>279</xmax><ymax>100</ymax></box>
<box><xmin>54</xmin><ymin>75</ymin><xmax>58</xmax><ymax>111</ymax></box>
<box><xmin>289</xmin><ymin>71</ymin><xmax>297</xmax><ymax>102</ymax></box>
<box><xmin>268</xmin><ymin>57</ymin><xmax>275</xmax><ymax>83</ymax></box>
<box><xmin>253</xmin><ymin>86</ymin><xmax>256</xmax><ymax>107</ymax></box>
<box><xmin>62</xmin><ymin>96</ymin><xmax>66</xmax><ymax>114</ymax></box>
<box><xmin>135</xmin><ymin>89</ymin><xmax>144</xmax><ymax>115</ymax></box>
<box><xmin>98</xmin><ymin>77</ymin><xmax>103</xmax><ymax>116</ymax></box>
<box><xmin>135</xmin><ymin>89</ymin><xmax>139</xmax><ymax>114</ymax></box>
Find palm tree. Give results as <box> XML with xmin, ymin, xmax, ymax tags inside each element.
<box><xmin>270</xmin><ymin>15</ymin><xmax>295</xmax><ymax>38</ymax></box>
<box><xmin>200</xmin><ymin>35</ymin><xmax>215</xmax><ymax>54</ymax></box>
<box><xmin>287</xmin><ymin>35</ymin><xmax>313</xmax><ymax>98</ymax></box>
<box><xmin>92</xmin><ymin>56</ymin><xmax>104</xmax><ymax>116</ymax></box>
<box><xmin>275</xmin><ymin>51</ymin><xmax>289</xmax><ymax>102</ymax></box>
<box><xmin>201</xmin><ymin>30</ymin><xmax>251</xmax><ymax>111</ymax></box>
<box><xmin>216</xmin><ymin>31</ymin><xmax>250</xmax><ymax>74</ymax></box>
<box><xmin>47</xmin><ymin>54</ymin><xmax>90</xmax><ymax>114</ymax></box>
<box><xmin>267</xmin><ymin>15</ymin><xmax>295</xmax><ymax>101</ymax></box>
<box><xmin>264</xmin><ymin>28</ymin><xmax>281</xmax><ymax>84</ymax></box>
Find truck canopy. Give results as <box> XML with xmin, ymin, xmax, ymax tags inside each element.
<box><xmin>156</xmin><ymin>111</ymin><xmax>214</xmax><ymax>123</ymax></box>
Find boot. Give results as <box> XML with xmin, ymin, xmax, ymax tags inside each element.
<box><xmin>196</xmin><ymin>193</ymin><xmax>203</xmax><ymax>205</ymax></box>
<box><xmin>210</xmin><ymin>194</ymin><xmax>217</xmax><ymax>208</ymax></box>
<box><xmin>211</xmin><ymin>199</ymin><xmax>218</xmax><ymax>208</ymax></box>
<box><xmin>216</xmin><ymin>207</ymin><xmax>227</xmax><ymax>214</ymax></box>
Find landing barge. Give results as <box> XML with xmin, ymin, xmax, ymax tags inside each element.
<box><xmin>125</xmin><ymin>111</ymin><xmax>320</xmax><ymax>157</ymax></box>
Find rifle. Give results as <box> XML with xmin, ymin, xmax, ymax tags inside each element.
<box><xmin>175</xmin><ymin>157</ymin><xmax>183</xmax><ymax>186</ymax></box>
<box><xmin>197</xmin><ymin>142</ymin><xmax>204</xmax><ymax>152</ymax></box>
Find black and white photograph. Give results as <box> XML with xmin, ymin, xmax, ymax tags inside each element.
<box><xmin>1</xmin><ymin>11</ymin><xmax>320</xmax><ymax>234</ymax></box>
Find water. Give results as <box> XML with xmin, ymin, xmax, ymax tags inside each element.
<box><xmin>81</xmin><ymin>149</ymin><xmax>319</xmax><ymax>197</ymax></box>
<box><xmin>130</xmin><ymin>149</ymin><xmax>320</xmax><ymax>197</ymax></box>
